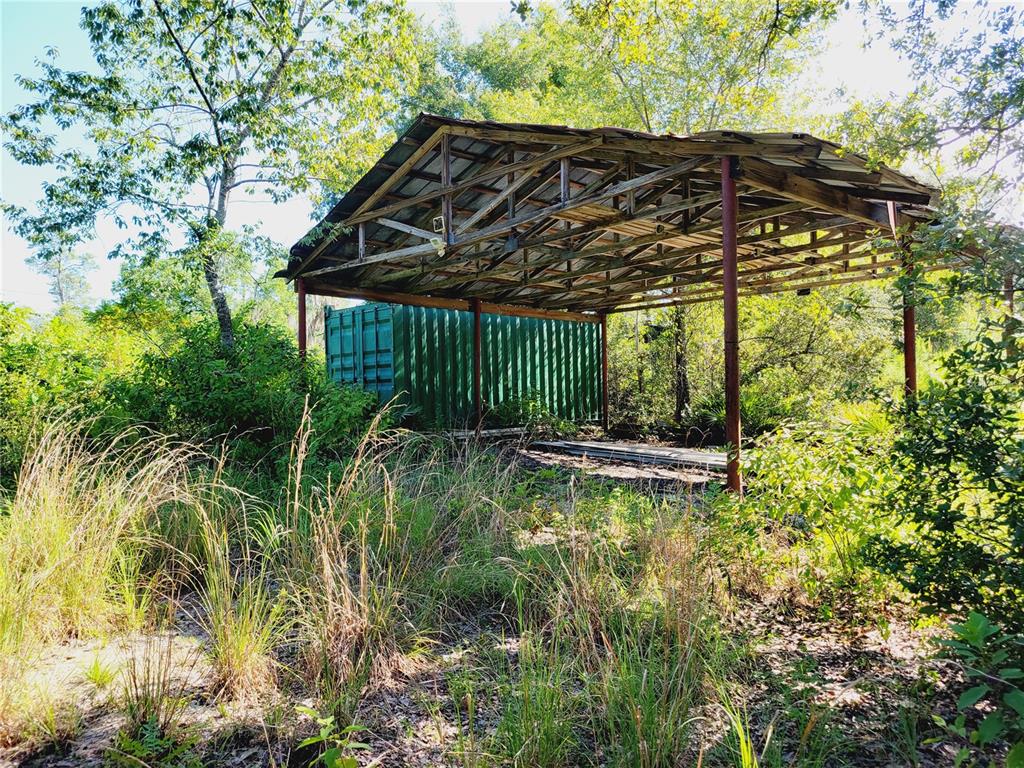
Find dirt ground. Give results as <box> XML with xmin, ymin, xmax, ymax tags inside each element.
<box><xmin>3</xmin><ymin>596</ymin><xmax>959</xmax><ymax>768</ymax></box>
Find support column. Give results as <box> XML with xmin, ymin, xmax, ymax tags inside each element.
<box><xmin>472</xmin><ymin>297</ymin><xmax>482</xmax><ymax>431</ymax></box>
<box><xmin>600</xmin><ymin>312</ymin><xmax>609</xmax><ymax>432</ymax></box>
<box><xmin>441</xmin><ymin>133</ymin><xmax>453</xmax><ymax>246</ymax></box>
<box><xmin>890</xmin><ymin>202</ymin><xmax>916</xmax><ymax>398</ymax></box>
<box><xmin>297</xmin><ymin>277</ymin><xmax>307</xmax><ymax>358</ymax></box>
<box><xmin>721</xmin><ymin>156</ymin><xmax>742</xmax><ymax>493</ymax></box>
<box><xmin>902</xmin><ymin>256</ymin><xmax>917</xmax><ymax>398</ymax></box>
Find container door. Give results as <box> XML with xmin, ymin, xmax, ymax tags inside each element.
<box><xmin>323</xmin><ymin>303</ymin><xmax>395</xmax><ymax>403</ymax></box>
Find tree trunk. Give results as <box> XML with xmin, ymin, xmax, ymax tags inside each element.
<box><xmin>201</xmin><ymin>249</ymin><xmax>235</xmax><ymax>349</ymax></box>
<box><xmin>634</xmin><ymin>312</ymin><xmax>644</xmax><ymax>396</ymax></box>
<box><xmin>673</xmin><ymin>306</ymin><xmax>690</xmax><ymax>423</ymax></box>
<box><xmin>205</xmin><ymin>163</ymin><xmax>236</xmax><ymax>349</ymax></box>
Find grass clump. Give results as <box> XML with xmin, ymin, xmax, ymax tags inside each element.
<box><xmin>495</xmin><ymin>630</ymin><xmax>578</xmax><ymax>767</ymax></box>
<box><xmin>197</xmin><ymin>515</ymin><xmax>288</xmax><ymax>701</ymax></box>
<box><xmin>0</xmin><ymin>423</ymin><xmax>197</xmax><ymax>659</ymax></box>
<box><xmin>108</xmin><ymin>635</ymin><xmax>202</xmax><ymax>767</ymax></box>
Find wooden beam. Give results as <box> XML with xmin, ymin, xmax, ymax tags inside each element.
<box><xmin>352</xmin><ymin>126</ymin><xmax>450</xmax><ymax>220</ymax></box>
<box><xmin>339</xmin><ymin>137</ymin><xmax>605</xmax><ymax>229</ymax></box>
<box><xmin>737</xmin><ymin>157</ymin><xmax>889</xmax><ymax>226</ymax></box>
<box><xmin>563</xmin><ymin>242</ymin><xmax>895</xmax><ymax>311</ymax></box>
<box><xmin>606</xmin><ymin>260</ymin><xmax>956</xmax><ymax>312</ymax></box>
<box><xmin>288</xmin><ymin>127</ymin><xmax>450</xmax><ymax>279</ymax></box>
<box><xmin>377</xmin><ymin>217</ymin><xmax>437</xmax><ymax>241</ymax></box>
<box><xmin>301</xmin><ymin>282</ymin><xmax>601</xmax><ymax>323</ymax></box>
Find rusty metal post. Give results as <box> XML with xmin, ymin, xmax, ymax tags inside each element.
<box><xmin>721</xmin><ymin>156</ymin><xmax>742</xmax><ymax>493</ymax></box>
<box><xmin>297</xmin><ymin>277</ymin><xmax>307</xmax><ymax>358</ymax></box>
<box><xmin>600</xmin><ymin>312</ymin><xmax>609</xmax><ymax>432</ymax></box>
<box><xmin>902</xmin><ymin>254</ymin><xmax>917</xmax><ymax>398</ymax></box>
<box><xmin>472</xmin><ymin>297</ymin><xmax>482</xmax><ymax>431</ymax></box>
<box><xmin>903</xmin><ymin>280</ymin><xmax>917</xmax><ymax>397</ymax></box>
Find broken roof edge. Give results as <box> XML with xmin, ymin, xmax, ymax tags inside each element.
<box><xmin>278</xmin><ymin>113</ymin><xmax>938</xmax><ymax>282</ymax></box>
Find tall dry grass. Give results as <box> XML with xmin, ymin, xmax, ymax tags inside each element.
<box><xmin>0</xmin><ymin>421</ymin><xmax>203</xmax><ymax>742</ymax></box>
<box><xmin>0</xmin><ymin>422</ymin><xmax>200</xmax><ymax>655</ymax></box>
<box><xmin>281</xmin><ymin>410</ymin><xmax>526</xmax><ymax>722</ymax></box>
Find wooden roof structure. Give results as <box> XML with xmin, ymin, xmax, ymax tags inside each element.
<box><xmin>280</xmin><ymin>113</ymin><xmax>960</xmax><ymax>317</ymax></box>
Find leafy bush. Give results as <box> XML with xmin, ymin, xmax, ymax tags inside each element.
<box><xmin>105</xmin><ymin>320</ymin><xmax>378</xmax><ymax>470</ymax></box>
<box><xmin>933</xmin><ymin>612</ymin><xmax>1024</xmax><ymax>765</ymax></box>
<box><xmin>690</xmin><ymin>376</ymin><xmax>811</xmax><ymax>437</ymax></box>
<box><xmin>869</xmin><ymin>319</ymin><xmax>1024</xmax><ymax>631</ymax></box>
<box><xmin>712</xmin><ymin>413</ymin><xmax>895</xmax><ymax>603</ymax></box>
<box><xmin>0</xmin><ymin>304</ymin><xmax>139</xmax><ymax>483</ymax></box>
<box><xmin>489</xmin><ymin>390</ymin><xmax>578</xmax><ymax>436</ymax></box>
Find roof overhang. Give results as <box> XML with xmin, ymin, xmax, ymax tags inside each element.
<box><xmin>280</xmin><ymin>114</ymin><xmax>962</xmax><ymax>315</ymax></box>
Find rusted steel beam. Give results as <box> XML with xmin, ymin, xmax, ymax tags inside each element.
<box><xmin>721</xmin><ymin>156</ymin><xmax>742</xmax><ymax>494</ymax></box>
<box><xmin>472</xmin><ymin>297</ymin><xmax>483</xmax><ymax>431</ymax></box>
<box><xmin>297</xmin><ymin>278</ymin><xmax>307</xmax><ymax>358</ymax></box>
<box><xmin>301</xmin><ymin>282</ymin><xmax>601</xmax><ymax>324</ymax></box>
<box><xmin>600</xmin><ymin>313</ymin><xmax>610</xmax><ymax>432</ymax></box>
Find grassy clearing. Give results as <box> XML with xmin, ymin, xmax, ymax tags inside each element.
<box><xmin>0</xmin><ymin>414</ymin><xmax>960</xmax><ymax>766</ymax></box>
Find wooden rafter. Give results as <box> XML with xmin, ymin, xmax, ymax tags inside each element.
<box><xmin>282</xmin><ymin>115</ymin><xmax>967</xmax><ymax>315</ymax></box>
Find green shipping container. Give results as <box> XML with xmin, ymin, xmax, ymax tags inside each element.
<box><xmin>324</xmin><ymin>302</ymin><xmax>603</xmax><ymax>426</ymax></box>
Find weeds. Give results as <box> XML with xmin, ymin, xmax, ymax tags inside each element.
<box><xmin>28</xmin><ymin>696</ymin><xmax>82</xmax><ymax>756</ymax></box>
<box><xmin>197</xmin><ymin>514</ymin><xmax>288</xmax><ymax>701</ymax></box>
<box><xmin>0</xmin><ymin>422</ymin><xmax>197</xmax><ymax>658</ymax></box>
<box><xmin>84</xmin><ymin>655</ymin><xmax>119</xmax><ymax>690</ymax></box>
<box><xmin>119</xmin><ymin>635</ymin><xmax>199</xmax><ymax>737</ymax></box>
<box><xmin>495</xmin><ymin>631</ymin><xmax>577</xmax><ymax>767</ymax></box>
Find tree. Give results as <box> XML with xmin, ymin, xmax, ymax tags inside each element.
<box><xmin>870</xmin><ymin>317</ymin><xmax>1024</xmax><ymax>632</ymax></box>
<box><xmin>407</xmin><ymin>0</ymin><xmax>836</xmax><ymax>423</ymax></box>
<box><xmin>27</xmin><ymin>250</ymin><xmax>96</xmax><ymax>308</ymax></box>
<box><xmin>3</xmin><ymin>0</ymin><xmax>416</xmax><ymax>348</ymax></box>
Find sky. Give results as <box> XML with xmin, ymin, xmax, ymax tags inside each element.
<box><xmin>0</xmin><ymin>0</ymin><xmax>947</xmax><ymax>313</ymax></box>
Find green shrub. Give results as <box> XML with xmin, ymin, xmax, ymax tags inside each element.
<box><xmin>489</xmin><ymin>390</ymin><xmax>579</xmax><ymax>436</ymax></box>
<box><xmin>690</xmin><ymin>376</ymin><xmax>811</xmax><ymax>437</ymax></box>
<box><xmin>0</xmin><ymin>304</ymin><xmax>139</xmax><ymax>483</ymax></box>
<box><xmin>933</xmin><ymin>612</ymin><xmax>1024</xmax><ymax>765</ymax></box>
<box><xmin>868</xmin><ymin>319</ymin><xmax>1024</xmax><ymax>631</ymax></box>
<box><xmin>712</xmin><ymin>413</ymin><xmax>895</xmax><ymax>603</ymax></box>
<box><xmin>105</xmin><ymin>320</ymin><xmax>377</xmax><ymax>471</ymax></box>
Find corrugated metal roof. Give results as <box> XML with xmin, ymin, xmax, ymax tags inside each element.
<box><xmin>281</xmin><ymin>113</ymin><xmax>957</xmax><ymax>313</ymax></box>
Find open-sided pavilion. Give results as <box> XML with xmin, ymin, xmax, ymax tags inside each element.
<box><xmin>279</xmin><ymin>113</ymin><xmax>968</xmax><ymax>491</ymax></box>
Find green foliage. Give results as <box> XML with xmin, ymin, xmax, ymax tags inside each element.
<box><xmin>105</xmin><ymin>320</ymin><xmax>377</xmax><ymax>470</ymax></box>
<box><xmin>933</xmin><ymin>612</ymin><xmax>1024</xmax><ymax>765</ymax></box>
<box><xmin>3</xmin><ymin>0</ymin><xmax>417</xmax><ymax>344</ymax></box>
<box><xmin>295</xmin><ymin>705</ymin><xmax>368</xmax><ymax>768</ymax></box>
<box><xmin>409</xmin><ymin>0</ymin><xmax>832</xmax><ymax>133</ymax></box>
<box><xmin>607</xmin><ymin>289</ymin><xmax>898</xmax><ymax>433</ymax></box>
<box><xmin>712</xmin><ymin>412</ymin><xmax>895</xmax><ymax>602</ymax></box>
<box><xmin>0</xmin><ymin>304</ymin><xmax>139</xmax><ymax>482</ymax></box>
<box><xmin>495</xmin><ymin>632</ymin><xmax>578</xmax><ymax>767</ymax></box>
<box><xmin>84</xmin><ymin>656</ymin><xmax>118</xmax><ymax>691</ymax></box>
<box><xmin>489</xmin><ymin>391</ymin><xmax>579</xmax><ymax>436</ymax></box>
<box><xmin>106</xmin><ymin>716</ymin><xmax>202</xmax><ymax>768</ymax></box>
<box><xmin>869</xmin><ymin>319</ymin><xmax>1024</xmax><ymax>631</ymax></box>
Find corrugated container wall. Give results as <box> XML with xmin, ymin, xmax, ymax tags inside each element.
<box><xmin>324</xmin><ymin>302</ymin><xmax>602</xmax><ymax>426</ymax></box>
